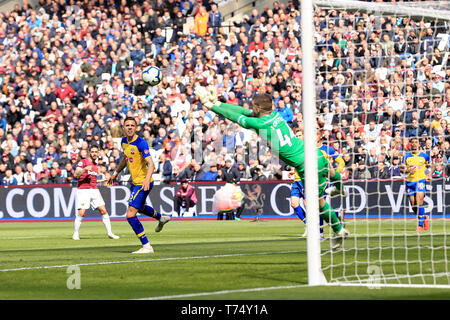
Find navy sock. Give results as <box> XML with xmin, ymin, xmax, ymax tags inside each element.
<box><xmin>320</xmin><ymin>216</ymin><xmax>324</xmax><ymax>235</ymax></box>
<box><xmin>127</xmin><ymin>216</ymin><xmax>149</xmax><ymax>245</ymax></box>
<box><xmin>139</xmin><ymin>205</ymin><xmax>162</xmax><ymax>220</ymax></box>
<box><xmin>294</xmin><ymin>205</ymin><xmax>306</xmax><ymax>224</ymax></box>
<box><xmin>418</xmin><ymin>205</ymin><xmax>425</xmax><ymax>227</ymax></box>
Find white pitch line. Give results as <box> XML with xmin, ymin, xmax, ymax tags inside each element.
<box><xmin>139</xmin><ymin>280</ymin><xmax>450</xmax><ymax>300</ymax></box>
<box><xmin>136</xmin><ymin>284</ymin><xmax>310</xmax><ymax>300</ymax></box>
<box><xmin>0</xmin><ymin>250</ymin><xmax>304</xmax><ymax>272</ymax></box>
<box><xmin>0</xmin><ymin>236</ymin><xmax>52</xmax><ymax>240</ymax></box>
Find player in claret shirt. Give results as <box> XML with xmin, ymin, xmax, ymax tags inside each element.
<box><xmin>73</xmin><ymin>144</ymin><xmax>120</xmax><ymax>240</ymax></box>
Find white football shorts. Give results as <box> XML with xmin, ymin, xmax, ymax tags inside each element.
<box><xmin>77</xmin><ymin>188</ymin><xmax>106</xmax><ymax>210</ymax></box>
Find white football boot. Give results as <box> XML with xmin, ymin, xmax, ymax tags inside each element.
<box><xmin>155</xmin><ymin>215</ymin><xmax>171</xmax><ymax>233</ymax></box>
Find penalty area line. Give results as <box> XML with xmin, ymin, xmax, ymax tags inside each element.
<box><xmin>0</xmin><ymin>250</ymin><xmax>304</xmax><ymax>272</ymax></box>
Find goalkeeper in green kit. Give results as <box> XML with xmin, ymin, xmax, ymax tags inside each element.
<box><xmin>195</xmin><ymin>87</ymin><xmax>349</xmax><ymax>249</ymax></box>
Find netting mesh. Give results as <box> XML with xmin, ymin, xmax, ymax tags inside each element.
<box><xmin>309</xmin><ymin>0</ymin><xmax>450</xmax><ymax>286</ymax></box>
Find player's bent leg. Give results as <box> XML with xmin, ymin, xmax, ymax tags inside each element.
<box><xmin>318</xmin><ymin>198</ymin><xmax>349</xmax><ymax>249</ymax></box>
<box><xmin>98</xmin><ymin>206</ymin><xmax>120</xmax><ymax>239</ymax></box>
<box><xmin>318</xmin><ymin>198</ymin><xmax>342</xmax><ymax>233</ymax></box>
<box><xmin>126</xmin><ymin>206</ymin><xmax>154</xmax><ymax>253</ymax></box>
<box><xmin>140</xmin><ymin>205</ymin><xmax>161</xmax><ymax>219</ymax></box>
<box><xmin>291</xmin><ymin>196</ymin><xmax>307</xmax><ymax>224</ymax></box>
<box><xmin>138</xmin><ymin>204</ymin><xmax>171</xmax><ymax>232</ymax></box>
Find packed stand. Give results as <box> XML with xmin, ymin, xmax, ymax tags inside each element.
<box><xmin>0</xmin><ymin>0</ymin><xmax>448</xmax><ymax>186</ymax></box>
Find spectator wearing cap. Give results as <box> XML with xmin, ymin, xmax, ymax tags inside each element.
<box><xmin>254</xmin><ymin>165</ymin><xmax>267</xmax><ymax>181</ymax></box>
<box><xmin>221</xmin><ymin>159</ymin><xmax>240</xmax><ymax>182</ymax></box>
<box><xmin>353</xmin><ymin>160</ymin><xmax>372</xmax><ymax>180</ymax></box>
<box><xmin>200</xmin><ymin>164</ymin><xmax>219</xmax><ymax>181</ymax></box>
<box><xmin>217</xmin><ymin>56</ymin><xmax>232</xmax><ymax>75</ymax></box>
<box><xmin>58</xmin><ymin>150</ymin><xmax>71</xmax><ymax>168</ymax></box>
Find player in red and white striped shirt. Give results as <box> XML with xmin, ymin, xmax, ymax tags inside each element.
<box><xmin>72</xmin><ymin>145</ymin><xmax>119</xmax><ymax>240</ymax></box>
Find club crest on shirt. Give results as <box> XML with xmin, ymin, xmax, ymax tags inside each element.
<box><xmin>130</xmin><ymin>148</ymin><xmax>135</xmax><ymax>154</ymax></box>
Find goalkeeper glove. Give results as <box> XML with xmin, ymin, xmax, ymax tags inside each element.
<box><xmin>194</xmin><ymin>86</ymin><xmax>220</xmax><ymax>109</ymax></box>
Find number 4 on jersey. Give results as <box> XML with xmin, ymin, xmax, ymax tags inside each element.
<box><xmin>276</xmin><ymin>128</ymin><xmax>295</xmax><ymax>147</ymax></box>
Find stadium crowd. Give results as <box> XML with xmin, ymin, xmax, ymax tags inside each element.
<box><xmin>0</xmin><ymin>0</ymin><xmax>448</xmax><ymax>186</ymax></box>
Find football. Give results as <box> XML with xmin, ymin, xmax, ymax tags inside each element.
<box><xmin>142</xmin><ymin>65</ymin><xmax>162</xmax><ymax>86</ymax></box>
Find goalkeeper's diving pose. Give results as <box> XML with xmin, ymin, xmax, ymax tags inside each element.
<box><xmin>195</xmin><ymin>87</ymin><xmax>349</xmax><ymax>249</ymax></box>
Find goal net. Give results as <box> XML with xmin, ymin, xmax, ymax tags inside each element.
<box><xmin>303</xmin><ymin>0</ymin><xmax>450</xmax><ymax>288</ymax></box>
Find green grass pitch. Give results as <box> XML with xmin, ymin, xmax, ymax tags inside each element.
<box><xmin>0</xmin><ymin>218</ymin><xmax>449</xmax><ymax>300</ymax></box>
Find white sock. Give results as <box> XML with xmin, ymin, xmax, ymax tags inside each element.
<box><xmin>143</xmin><ymin>243</ymin><xmax>151</xmax><ymax>249</ymax></box>
<box><xmin>102</xmin><ymin>214</ymin><xmax>113</xmax><ymax>235</ymax></box>
<box><xmin>74</xmin><ymin>215</ymin><xmax>83</xmax><ymax>234</ymax></box>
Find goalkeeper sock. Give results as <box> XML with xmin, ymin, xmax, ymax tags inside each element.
<box><xmin>74</xmin><ymin>215</ymin><xmax>83</xmax><ymax>234</ymax></box>
<box><xmin>127</xmin><ymin>216</ymin><xmax>149</xmax><ymax>245</ymax></box>
<box><xmin>294</xmin><ymin>205</ymin><xmax>307</xmax><ymax>224</ymax></box>
<box><xmin>139</xmin><ymin>205</ymin><xmax>162</xmax><ymax>220</ymax></box>
<box><xmin>319</xmin><ymin>202</ymin><xmax>342</xmax><ymax>234</ymax></box>
<box><xmin>418</xmin><ymin>205</ymin><xmax>425</xmax><ymax>227</ymax></box>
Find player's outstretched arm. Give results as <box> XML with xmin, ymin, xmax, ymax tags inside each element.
<box><xmin>218</xmin><ymin>103</ymin><xmax>254</xmax><ymax>117</ymax></box>
<box><xmin>211</xmin><ymin>104</ymin><xmax>263</xmax><ymax>130</ymax></box>
<box><xmin>195</xmin><ymin>86</ymin><xmax>253</xmax><ymax>117</ymax></box>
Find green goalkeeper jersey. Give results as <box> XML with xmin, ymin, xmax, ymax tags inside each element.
<box><xmin>211</xmin><ymin>102</ymin><xmax>343</xmax><ymax>234</ymax></box>
<box><xmin>211</xmin><ymin>103</ymin><xmax>307</xmax><ymax>171</ymax></box>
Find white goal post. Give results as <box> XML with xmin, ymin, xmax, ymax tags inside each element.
<box><xmin>302</xmin><ymin>0</ymin><xmax>450</xmax><ymax>288</ymax></box>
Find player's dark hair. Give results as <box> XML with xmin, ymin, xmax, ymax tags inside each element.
<box><xmin>89</xmin><ymin>144</ymin><xmax>99</xmax><ymax>151</ymax></box>
<box><xmin>253</xmin><ymin>94</ymin><xmax>273</xmax><ymax>113</ymax></box>
<box><xmin>124</xmin><ymin>116</ymin><xmax>137</xmax><ymax>125</ymax></box>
